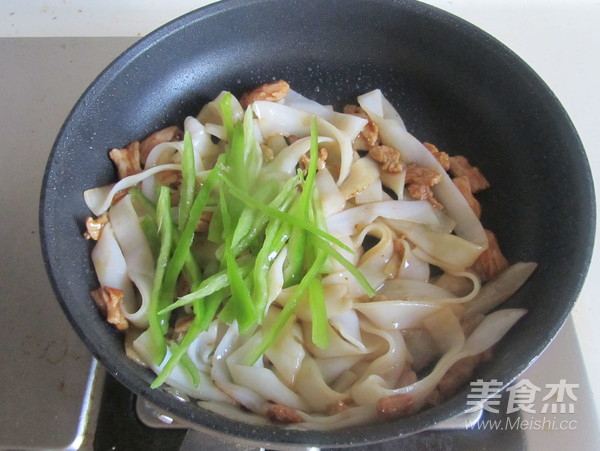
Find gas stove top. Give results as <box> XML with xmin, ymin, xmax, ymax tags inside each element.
<box><xmin>1</xmin><ymin>36</ymin><xmax>598</xmax><ymax>451</ymax></box>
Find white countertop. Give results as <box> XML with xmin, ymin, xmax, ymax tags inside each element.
<box><xmin>2</xmin><ymin>0</ymin><xmax>598</xmax><ymax>437</ymax></box>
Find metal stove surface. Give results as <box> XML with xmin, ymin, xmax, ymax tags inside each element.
<box><xmin>2</xmin><ymin>37</ymin><xmax>597</xmax><ymax>451</ymax></box>
<box><xmin>0</xmin><ymin>37</ymin><xmax>136</xmax><ymax>451</ymax></box>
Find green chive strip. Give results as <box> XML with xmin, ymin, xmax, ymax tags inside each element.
<box><xmin>283</xmin><ymin>205</ymin><xmax>308</xmax><ymax>287</ymax></box>
<box><xmin>252</xmin><ymin>190</ymin><xmax>296</xmax><ymax>317</ymax></box>
<box><xmin>219</xmin><ymin>175</ymin><xmax>352</xmax><ymax>253</ymax></box>
<box><xmin>219</xmin><ymin>92</ymin><xmax>235</xmax><ymax>140</ymax></box>
<box><xmin>128</xmin><ymin>187</ymin><xmax>158</xmax><ymax>220</ymax></box>
<box><xmin>131</xmin><ymin>190</ymin><xmax>202</xmax><ymax>296</ymax></box>
<box><xmin>246</xmin><ymin>251</ymin><xmax>329</xmax><ymax>365</ymax></box>
<box><xmin>302</xmin><ymin>117</ymin><xmax>320</xmax><ymax>216</ymax></box>
<box><xmin>151</xmin><ymin>288</ymin><xmax>228</xmax><ymax>389</ymax></box>
<box><xmin>219</xmin><ymin>187</ymin><xmax>256</xmax><ymax>333</ymax></box>
<box><xmin>151</xmin><ymin>304</ymin><xmax>203</xmax><ymax>389</ymax></box>
<box><xmin>241</xmin><ymin>106</ymin><xmax>262</xmax><ymax>186</ymax></box>
<box><xmin>139</xmin><ymin>215</ymin><xmax>160</xmax><ymax>259</ymax></box>
<box><xmin>286</xmin><ymin>117</ymin><xmax>319</xmax><ymax>285</ymax></box>
<box><xmin>206</xmin><ymin>205</ymin><xmax>224</xmax><ymax>244</ymax></box>
<box><xmin>179</xmin><ymin>131</ymin><xmax>196</xmax><ymax>232</ymax></box>
<box><xmin>230</xmin><ymin>180</ymin><xmax>276</xmax><ymax>251</ymax></box>
<box><xmin>159</xmin><ymin>266</ymin><xmax>244</xmax><ymax>313</ymax></box>
<box><xmin>169</xmin><ymin>342</ymin><xmax>201</xmax><ymax>388</ymax></box>
<box><xmin>158</xmin><ymin>258</ymin><xmax>253</xmax><ymax>315</ymax></box>
<box><xmin>223</xmin><ymin>172</ymin><xmax>374</xmax><ymax>296</ymax></box>
<box><xmin>158</xmin><ymin>271</ymin><xmax>228</xmax><ymax>314</ymax></box>
<box><xmin>160</xmin><ymin>159</ymin><xmax>222</xmax><ymax>307</ymax></box>
<box><xmin>227</xmin><ymin>121</ymin><xmax>247</xmax><ymax>195</ymax></box>
<box><xmin>230</xmin><ymin>175</ymin><xmax>300</xmax><ymax>257</ymax></box>
<box><xmin>311</xmin><ymin>236</ymin><xmax>376</xmax><ymax>297</ymax></box>
<box><xmin>147</xmin><ymin>186</ymin><xmax>173</xmax><ymax>364</ymax></box>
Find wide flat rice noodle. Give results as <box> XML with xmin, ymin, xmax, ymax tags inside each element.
<box><xmin>326</xmin><ymin>200</ymin><xmax>440</xmax><ymax>236</ymax></box>
<box><xmin>358</xmin><ymin>89</ymin><xmax>487</xmax><ymax>247</ymax></box>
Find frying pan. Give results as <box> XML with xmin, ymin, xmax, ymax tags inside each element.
<box><xmin>39</xmin><ymin>0</ymin><xmax>595</xmax><ymax>447</ymax></box>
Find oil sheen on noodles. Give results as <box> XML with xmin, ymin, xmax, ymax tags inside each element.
<box><xmin>83</xmin><ymin>82</ymin><xmax>536</xmax><ymax>428</ymax></box>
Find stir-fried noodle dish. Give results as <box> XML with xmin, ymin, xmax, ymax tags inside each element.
<box><xmin>83</xmin><ymin>81</ymin><xmax>536</xmax><ymax>428</ymax></box>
